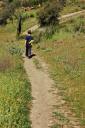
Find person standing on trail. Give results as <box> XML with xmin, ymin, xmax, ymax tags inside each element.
<box><xmin>25</xmin><ymin>30</ymin><xmax>33</xmax><ymax>58</ymax></box>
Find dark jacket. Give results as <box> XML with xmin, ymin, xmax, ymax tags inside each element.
<box><xmin>25</xmin><ymin>35</ymin><xmax>33</xmax><ymax>48</ymax></box>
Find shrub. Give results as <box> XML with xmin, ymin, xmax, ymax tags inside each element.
<box><xmin>21</xmin><ymin>0</ymin><xmax>48</xmax><ymax>7</ymax></box>
<box><xmin>21</xmin><ymin>0</ymin><xmax>30</xmax><ymax>7</ymax></box>
<box><xmin>38</xmin><ymin>1</ymin><xmax>60</xmax><ymax>26</ymax></box>
<box><xmin>30</xmin><ymin>13</ymin><xmax>35</xmax><ymax>18</ymax></box>
<box><xmin>22</xmin><ymin>12</ymin><xmax>29</xmax><ymax>21</ymax></box>
<box><xmin>0</xmin><ymin>2</ymin><xmax>15</xmax><ymax>25</ymax></box>
<box><xmin>9</xmin><ymin>43</ymin><xmax>22</xmax><ymax>56</ymax></box>
<box><xmin>13</xmin><ymin>0</ymin><xmax>21</xmax><ymax>8</ymax></box>
<box><xmin>59</xmin><ymin>0</ymin><xmax>66</xmax><ymax>7</ymax></box>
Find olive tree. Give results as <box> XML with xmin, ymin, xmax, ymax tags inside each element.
<box><xmin>38</xmin><ymin>1</ymin><xmax>61</xmax><ymax>26</ymax></box>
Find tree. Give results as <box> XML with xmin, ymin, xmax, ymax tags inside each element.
<box><xmin>38</xmin><ymin>1</ymin><xmax>60</xmax><ymax>26</ymax></box>
<box><xmin>0</xmin><ymin>0</ymin><xmax>15</xmax><ymax>24</ymax></box>
<box><xmin>21</xmin><ymin>0</ymin><xmax>48</xmax><ymax>7</ymax></box>
<box><xmin>59</xmin><ymin>0</ymin><xmax>66</xmax><ymax>7</ymax></box>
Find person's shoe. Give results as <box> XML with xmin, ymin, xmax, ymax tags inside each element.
<box><xmin>28</xmin><ymin>56</ymin><xmax>31</xmax><ymax>59</ymax></box>
<box><xmin>25</xmin><ymin>54</ymin><xmax>28</xmax><ymax>57</ymax></box>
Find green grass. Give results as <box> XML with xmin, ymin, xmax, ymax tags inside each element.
<box><xmin>53</xmin><ymin>111</ymin><xmax>69</xmax><ymax>124</ymax></box>
<box><xmin>34</xmin><ymin>16</ymin><xmax>85</xmax><ymax>126</ymax></box>
<box><xmin>0</xmin><ymin>24</ymin><xmax>32</xmax><ymax>127</ymax></box>
<box><xmin>22</xmin><ymin>17</ymin><xmax>38</xmax><ymax>32</ymax></box>
<box><xmin>60</xmin><ymin>1</ymin><xmax>85</xmax><ymax>15</ymax></box>
<box><xmin>61</xmin><ymin>4</ymin><xmax>81</xmax><ymax>15</ymax></box>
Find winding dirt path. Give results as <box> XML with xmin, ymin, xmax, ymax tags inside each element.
<box><xmin>24</xmin><ymin>56</ymin><xmax>56</xmax><ymax>128</ymax></box>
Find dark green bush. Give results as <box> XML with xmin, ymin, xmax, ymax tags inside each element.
<box><xmin>0</xmin><ymin>2</ymin><xmax>15</xmax><ymax>25</ymax></box>
<box><xmin>21</xmin><ymin>0</ymin><xmax>30</xmax><ymax>7</ymax></box>
<box><xmin>21</xmin><ymin>0</ymin><xmax>48</xmax><ymax>7</ymax></box>
<box><xmin>30</xmin><ymin>13</ymin><xmax>35</xmax><ymax>18</ymax></box>
<box><xmin>38</xmin><ymin>1</ymin><xmax>60</xmax><ymax>26</ymax></box>
<box><xmin>59</xmin><ymin>0</ymin><xmax>66</xmax><ymax>7</ymax></box>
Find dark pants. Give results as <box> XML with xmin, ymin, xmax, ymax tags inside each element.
<box><xmin>26</xmin><ymin>46</ymin><xmax>31</xmax><ymax>57</ymax></box>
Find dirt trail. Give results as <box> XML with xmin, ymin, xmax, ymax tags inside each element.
<box><xmin>59</xmin><ymin>10</ymin><xmax>85</xmax><ymax>19</ymax></box>
<box><xmin>23</xmin><ymin>10</ymin><xmax>85</xmax><ymax>35</ymax></box>
<box><xmin>24</xmin><ymin>56</ymin><xmax>56</xmax><ymax>128</ymax></box>
<box><xmin>23</xmin><ymin>55</ymin><xmax>82</xmax><ymax>128</ymax></box>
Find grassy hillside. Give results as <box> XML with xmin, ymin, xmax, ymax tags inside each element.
<box><xmin>0</xmin><ymin>23</ymin><xmax>31</xmax><ymax>128</ymax></box>
<box><xmin>61</xmin><ymin>0</ymin><xmax>85</xmax><ymax>15</ymax></box>
<box><xmin>34</xmin><ymin>16</ymin><xmax>85</xmax><ymax>126</ymax></box>
<box><xmin>0</xmin><ymin>1</ymin><xmax>85</xmax><ymax>127</ymax></box>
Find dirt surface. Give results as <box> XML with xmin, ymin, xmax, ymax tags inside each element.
<box><xmin>59</xmin><ymin>10</ymin><xmax>85</xmax><ymax>19</ymax></box>
<box><xmin>24</xmin><ymin>55</ymin><xmax>56</xmax><ymax>128</ymax></box>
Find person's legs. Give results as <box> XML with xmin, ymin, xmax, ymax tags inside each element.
<box><xmin>28</xmin><ymin>47</ymin><xmax>31</xmax><ymax>57</ymax></box>
<box><xmin>26</xmin><ymin>46</ymin><xmax>28</xmax><ymax>56</ymax></box>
